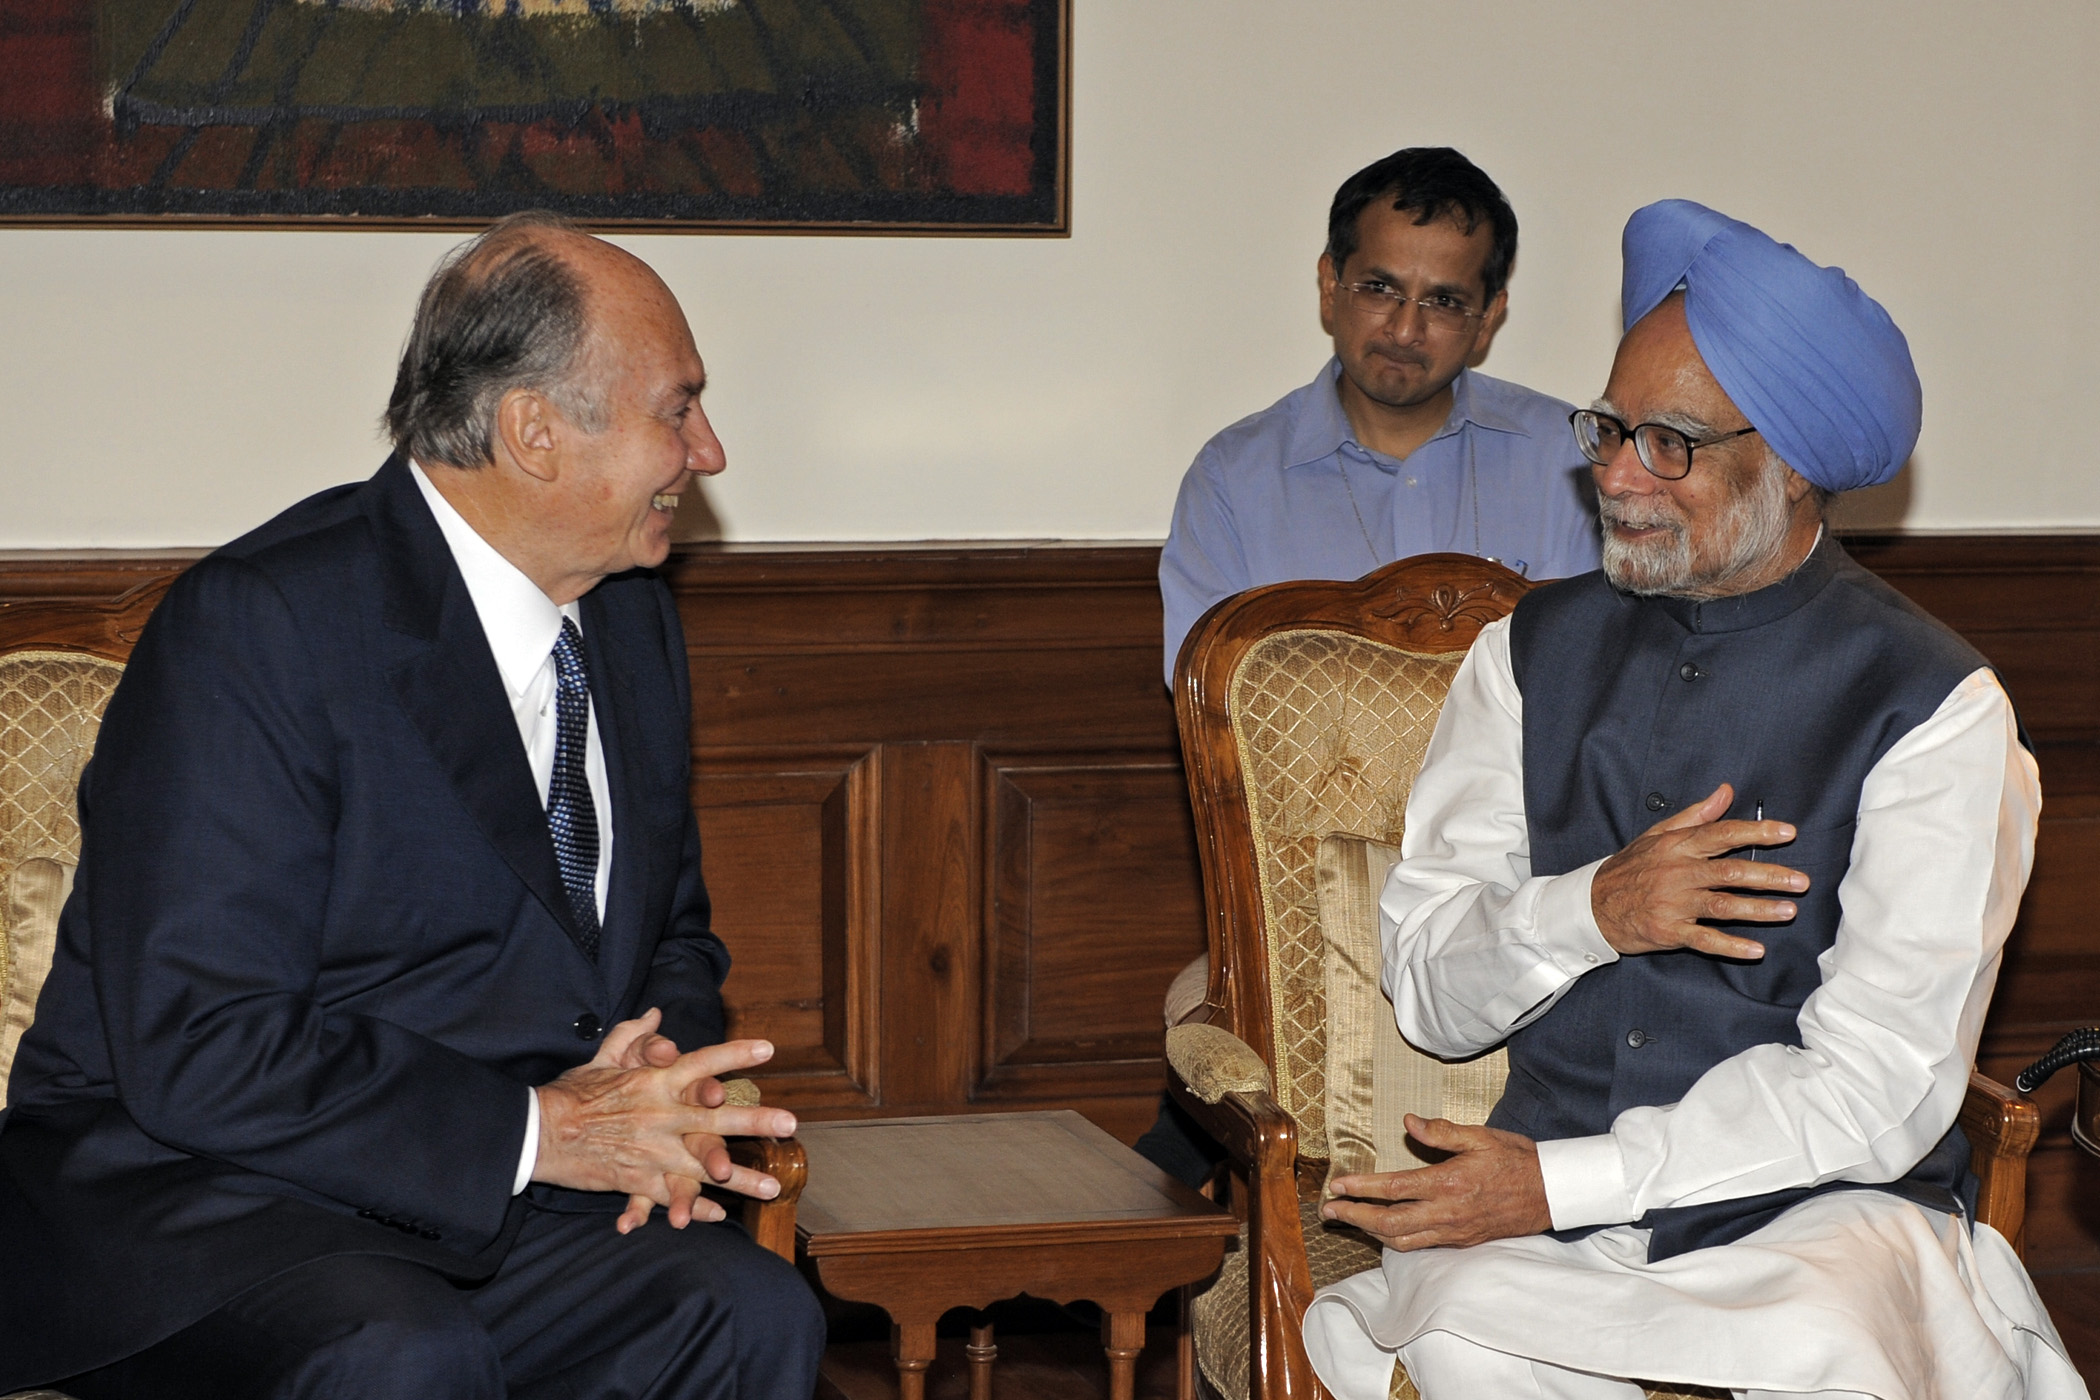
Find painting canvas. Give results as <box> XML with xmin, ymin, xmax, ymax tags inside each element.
<box><xmin>0</xmin><ymin>0</ymin><xmax>1067</xmax><ymax>231</ymax></box>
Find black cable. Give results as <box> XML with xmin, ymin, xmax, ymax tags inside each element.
<box><xmin>2014</xmin><ymin>1027</ymin><xmax>2100</xmax><ymax>1094</ymax></box>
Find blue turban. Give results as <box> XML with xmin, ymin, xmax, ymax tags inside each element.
<box><xmin>1621</xmin><ymin>199</ymin><xmax>1920</xmax><ymax>493</ymax></box>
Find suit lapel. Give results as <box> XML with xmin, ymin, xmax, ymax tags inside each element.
<box><xmin>367</xmin><ymin>457</ymin><xmax>594</xmax><ymax>960</ymax></box>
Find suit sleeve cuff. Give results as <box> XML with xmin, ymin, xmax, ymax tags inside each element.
<box><xmin>514</xmin><ymin>1087</ymin><xmax>540</xmax><ymax>1196</ymax></box>
<box><xmin>1537</xmin><ymin>1133</ymin><xmax>1634</xmax><ymax>1231</ymax></box>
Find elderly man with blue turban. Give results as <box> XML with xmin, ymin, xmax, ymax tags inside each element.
<box><xmin>1299</xmin><ymin>201</ymin><xmax>2088</xmax><ymax>1400</ymax></box>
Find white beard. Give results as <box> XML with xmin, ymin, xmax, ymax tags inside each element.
<box><xmin>1599</xmin><ymin>453</ymin><xmax>1795</xmax><ymax>598</ymax></box>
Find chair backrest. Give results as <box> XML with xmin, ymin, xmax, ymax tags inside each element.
<box><xmin>1174</xmin><ymin>555</ymin><xmax>1532</xmax><ymax>1159</ymax></box>
<box><xmin>0</xmin><ymin>574</ymin><xmax>172</xmax><ymax>1103</ymax></box>
<box><xmin>0</xmin><ymin>652</ymin><xmax>123</xmax><ymax>1100</ymax></box>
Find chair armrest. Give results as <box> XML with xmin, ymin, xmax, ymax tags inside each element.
<box><xmin>718</xmin><ymin>1079</ymin><xmax>806</xmax><ymax>1263</ymax></box>
<box><xmin>1165</xmin><ymin>1022</ymin><xmax>1273</xmax><ymax>1104</ymax></box>
<box><xmin>1165</xmin><ymin>1035</ymin><xmax>1322</xmax><ymax>1400</ymax></box>
<box><xmin>725</xmin><ymin>1135</ymin><xmax>806</xmax><ymax>1261</ymax></box>
<box><xmin>1961</xmin><ymin>1068</ymin><xmax>2040</xmax><ymax>1256</ymax></box>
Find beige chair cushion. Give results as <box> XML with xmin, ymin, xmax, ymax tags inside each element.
<box><xmin>1163</xmin><ymin>952</ymin><xmax>1210</xmax><ymax>1028</ymax></box>
<box><xmin>3</xmin><ymin>857</ymin><xmax>73</xmax><ymax>1104</ymax></box>
<box><xmin>1226</xmin><ymin>633</ymin><xmax>1463</xmax><ymax>1159</ymax></box>
<box><xmin>0</xmin><ymin>650</ymin><xmax>123</xmax><ymax>1106</ymax></box>
<box><xmin>1317</xmin><ymin>833</ymin><xmax>1507</xmax><ymax>1182</ymax></box>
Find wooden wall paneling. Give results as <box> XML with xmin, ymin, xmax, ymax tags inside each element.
<box><xmin>690</xmin><ymin>747</ymin><xmax>881</xmax><ymax>1109</ymax></box>
<box><xmin>979</xmin><ymin>753</ymin><xmax>1208</xmax><ymax>1107</ymax></box>
<box><xmin>665</xmin><ymin>544</ymin><xmax>1176</xmax><ymax>753</ymax></box>
<box><xmin>876</xmin><ymin>741</ymin><xmax>984</xmax><ymax>1111</ymax></box>
<box><xmin>670</xmin><ymin>544</ymin><xmax>1191</xmax><ymax>1135</ymax></box>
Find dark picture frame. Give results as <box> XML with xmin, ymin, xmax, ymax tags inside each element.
<box><xmin>0</xmin><ymin>0</ymin><xmax>1069</xmax><ymax>233</ymax></box>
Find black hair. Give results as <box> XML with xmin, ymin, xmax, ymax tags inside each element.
<box><xmin>1325</xmin><ymin>147</ymin><xmax>1519</xmax><ymax>301</ymax></box>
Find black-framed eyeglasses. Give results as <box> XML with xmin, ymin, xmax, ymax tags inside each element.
<box><xmin>1334</xmin><ymin>280</ymin><xmax>1486</xmax><ymax>334</ymax></box>
<box><xmin>1569</xmin><ymin>408</ymin><xmax>1760</xmax><ymax>481</ymax></box>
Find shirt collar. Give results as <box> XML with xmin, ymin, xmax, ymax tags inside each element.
<box><xmin>409</xmin><ymin>461</ymin><xmax>578</xmax><ymax>698</ymax></box>
<box><xmin>1284</xmin><ymin>362</ymin><xmax>1531</xmax><ymax>471</ymax></box>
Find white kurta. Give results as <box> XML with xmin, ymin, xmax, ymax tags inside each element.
<box><xmin>1302</xmin><ymin>616</ymin><xmax>2087</xmax><ymax>1400</ymax></box>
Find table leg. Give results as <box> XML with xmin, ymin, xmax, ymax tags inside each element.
<box><xmin>1101</xmin><ymin>1310</ymin><xmax>1146</xmax><ymax>1400</ymax></box>
<box><xmin>892</xmin><ymin>1321</ymin><xmax>937</xmax><ymax>1400</ymax></box>
<box><xmin>965</xmin><ymin>1318</ymin><xmax>997</xmax><ymax>1400</ymax></box>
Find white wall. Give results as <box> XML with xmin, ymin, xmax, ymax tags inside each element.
<box><xmin>3</xmin><ymin>1</ymin><xmax>2095</xmax><ymax>547</ymax></box>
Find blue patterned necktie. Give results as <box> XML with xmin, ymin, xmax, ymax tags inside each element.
<box><xmin>548</xmin><ymin>618</ymin><xmax>601</xmax><ymax>958</ymax></box>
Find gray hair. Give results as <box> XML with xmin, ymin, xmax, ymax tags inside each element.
<box><xmin>383</xmin><ymin>211</ymin><xmax>607</xmax><ymax>469</ymax></box>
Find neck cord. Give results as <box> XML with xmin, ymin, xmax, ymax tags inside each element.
<box><xmin>1468</xmin><ymin>433</ymin><xmax>1484</xmax><ymax>558</ymax></box>
<box><xmin>1336</xmin><ymin>456</ymin><xmax>1380</xmax><ymax>567</ymax></box>
<box><xmin>1338</xmin><ymin>428</ymin><xmax>1484</xmax><ymax>569</ymax></box>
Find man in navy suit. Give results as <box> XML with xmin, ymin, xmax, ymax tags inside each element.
<box><xmin>0</xmin><ymin>215</ymin><xmax>826</xmax><ymax>1397</ymax></box>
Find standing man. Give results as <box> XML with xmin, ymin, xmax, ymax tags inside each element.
<box><xmin>1158</xmin><ymin>146</ymin><xmax>1600</xmax><ymax>684</ymax></box>
<box><xmin>0</xmin><ymin>214</ymin><xmax>826</xmax><ymax>1397</ymax></box>
<box><xmin>1303</xmin><ymin>202</ymin><xmax>2085</xmax><ymax>1400</ymax></box>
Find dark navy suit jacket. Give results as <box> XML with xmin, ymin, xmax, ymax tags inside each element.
<box><xmin>0</xmin><ymin>457</ymin><xmax>730</xmax><ymax>1385</ymax></box>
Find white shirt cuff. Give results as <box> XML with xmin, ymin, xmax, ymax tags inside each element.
<box><xmin>514</xmin><ymin>1086</ymin><xmax>540</xmax><ymax>1195</ymax></box>
<box><xmin>1537</xmin><ymin>1132</ymin><xmax>1634</xmax><ymax>1230</ymax></box>
<box><xmin>1538</xmin><ymin>859</ymin><xmax>1617</xmax><ymax>976</ymax></box>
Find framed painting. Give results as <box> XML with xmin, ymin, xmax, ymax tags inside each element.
<box><xmin>0</xmin><ymin>0</ymin><xmax>1068</xmax><ymax>232</ymax></box>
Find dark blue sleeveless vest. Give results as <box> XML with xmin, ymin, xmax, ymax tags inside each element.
<box><xmin>1491</xmin><ymin>532</ymin><xmax>1995</xmax><ymax>1260</ymax></box>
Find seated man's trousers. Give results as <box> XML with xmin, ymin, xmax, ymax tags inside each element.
<box><xmin>61</xmin><ymin>1204</ymin><xmax>824</xmax><ymax>1400</ymax></box>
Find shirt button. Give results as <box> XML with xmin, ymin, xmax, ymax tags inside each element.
<box><xmin>1645</xmin><ymin>792</ymin><xmax>1668</xmax><ymax>811</ymax></box>
<box><xmin>1583</xmin><ymin>953</ymin><xmax>1600</xmax><ymax>964</ymax></box>
<box><xmin>1626</xmin><ymin>1029</ymin><xmax>1648</xmax><ymax>1048</ymax></box>
<box><xmin>1679</xmin><ymin>662</ymin><xmax>1702</xmax><ymax>681</ymax></box>
<box><xmin>573</xmin><ymin>1012</ymin><xmax>603</xmax><ymax>1041</ymax></box>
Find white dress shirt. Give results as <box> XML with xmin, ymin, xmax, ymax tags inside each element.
<box><xmin>410</xmin><ymin>463</ymin><xmax>615</xmax><ymax>1194</ymax></box>
<box><xmin>1300</xmin><ymin>614</ymin><xmax>2086</xmax><ymax>1400</ymax></box>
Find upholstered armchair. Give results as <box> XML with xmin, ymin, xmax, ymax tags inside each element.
<box><xmin>1163</xmin><ymin>553</ymin><xmax>2043</xmax><ymax>1400</ymax></box>
<box><xmin>0</xmin><ymin>578</ymin><xmax>800</xmax><ymax>1397</ymax></box>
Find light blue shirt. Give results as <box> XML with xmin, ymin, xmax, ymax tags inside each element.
<box><xmin>1159</xmin><ymin>361</ymin><xmax>1602</xmax><ymax>684</ymax></box>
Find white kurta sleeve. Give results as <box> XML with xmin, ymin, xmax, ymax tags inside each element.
<box><xmin>1378</xmin><ymin>617</ymin><xmax>1621</xmax><ymax>1056</ymax></box>
<box><xmin>1536</xmin><ymin>667</ymin><xmax>2039</xmax><ymax>1230</ymax></box>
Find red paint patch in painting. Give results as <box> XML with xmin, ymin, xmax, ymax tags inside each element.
<box><xmin>916</xmin><ymin>0</ymin><xmax>1036</xmax><ymax>196</ymax></box>
<box><xmin>0</xmin><ymin>0</ymin><xmax>105</xmax><ymax>185</ymax></box>
<box><xmin>692</xmin><ymin>127</ymin><xmax>765</xmax><ymax>199</ymax></box>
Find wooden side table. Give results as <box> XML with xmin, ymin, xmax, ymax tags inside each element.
<box><xmin>795</xmin><ymin>1111</ymin><xmax>1239</xmax><ymax>1400</ymax></box>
